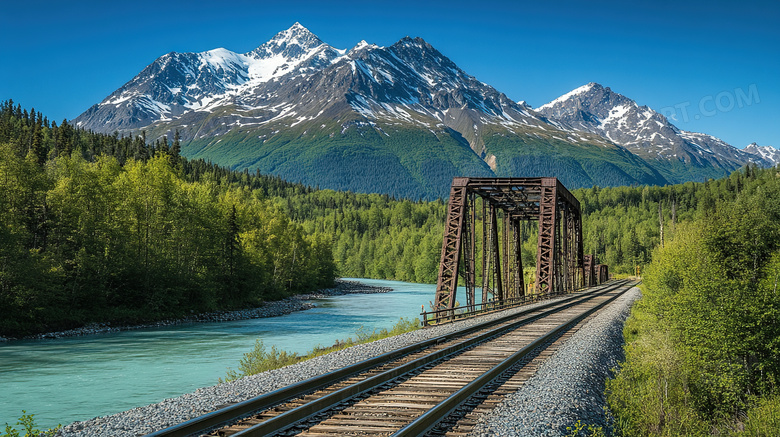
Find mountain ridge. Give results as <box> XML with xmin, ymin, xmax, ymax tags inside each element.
<box><xmin>535</xmin><ymin>82</ymin><xmax>776</xmax><ymax>182</ymax></box>
<box><xmin>744</xmin><ymin>142</ymin><xmax>780</xmax><ymax>166</ymax></box>
<box><xmin>73</xmin><ymin>23</ymin><xmax>773</xmax><ymax>199</ymax></box>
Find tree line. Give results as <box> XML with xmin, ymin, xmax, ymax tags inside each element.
<box><xmin>270</xmin><ymin>167</ymin><xmax>766</xmax><ymax>287</ymax></box>
<box><xmin>606</xmin><ymin>164</ymin><xmax>780</xmax><ymax>435</ymax></box>
<box><xmin>2</xmin><ymin>98</ymin><xmax>774</xmax><ymax>341</ymax></box>
<box><xmin>0</xmin><ymin>100</ymin><xmax>335</xmax><ymax>336</ymax></box>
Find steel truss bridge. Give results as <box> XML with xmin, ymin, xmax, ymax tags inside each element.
<box><xmin>136</xmin><ymin>176</ymin><xmax>624</xmax><ymax>437</ymax></box>
<box><xmin>433</xmin><ymin>177</ymin><xmax>590</xmax><ymax>313</ymax></box>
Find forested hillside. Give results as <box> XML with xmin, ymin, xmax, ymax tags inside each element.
<box><xmin>3</xmin><ymin>99</ymin><xmax>775</xmax><ymax>343</ymax></box>
<box><xmin>607</xmin><ymin>165</ymin><xmax>780</xmax><ymax>435</ymax></box>
<box><xmin>0</xmin><ymin>101</ymin><xmax>335</xmax><ymax>336</ymax></box>
<box><xmin>275</xmin><ymin>167</ymin><xmax>761</xmax><ymax>284</ymax></box>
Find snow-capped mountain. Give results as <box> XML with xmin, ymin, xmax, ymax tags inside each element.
<box><xmin>535</xmin><ymin>83</ymin><xmax>774</xmax><ymax>183</ymax></box>
<box><xmin>75</xmin><ymin>23</ymin><xmax>669</xmax><ymax>199</ymax></box>
<box><xmin>76</xmin><ymin>23</ymin><xmax>345</xmax><ymax>132</ymax></box>
<box><xmin>266</xmin><ymin>34</ymin><xmax>565</xmax><ymax>154</ymax></box>
<box><xmin>744</xmin><ymin>143</ymin><xmax>780</xmax><ymax>166</ymax></box>
<box><xmin>76</xmin><ymin>24</ymin><xmax>557</xmax><ymax>152</ymax></box>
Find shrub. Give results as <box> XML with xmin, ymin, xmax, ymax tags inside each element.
<box><xmin>2</xmin><ymin>411</ymin><xmax>60</xmax><ymax>437</ymax></box>
<box><xmin>221</xmin><ymin>317</ymin><xmax>420</xmax><ymax>382</ymax></box>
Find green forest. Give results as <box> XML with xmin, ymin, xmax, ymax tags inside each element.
<box><xmin>606</xmin><ymin>166</ymin><xmax>780</xmax><ymax>435</ymax></box>
<box><xmin>0</xmin><ymin>101</ymin><xmax>336</xmax><ymax>336</ymax></box>
<box><xmin>2</xmin><ymin>99</ymin><xmax>779</xmax><ymax>433</ymax></box>
<box><xmin>1</xmin><ymin>99</ymin><xmax>772</xmax><ymax>338</ymax></box>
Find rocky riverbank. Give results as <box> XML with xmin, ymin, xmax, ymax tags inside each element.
<box><xmin>56</xmin><ymin>291</ymin><xmax>585</xmax><ymax>437</ymax></box>
<box><xmin>2</xmin><ymin>279</ymin><xmax>390</xmax><ymax>342</ymax></box>
<box><xmin>55</xmin><ymin>287</ymin><xmax>641</xmax><ymax>437</ymax></box>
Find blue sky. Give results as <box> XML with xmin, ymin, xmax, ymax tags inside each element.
<box><xmin>1</xmin><ymin>0</ymin><xmax>778</xmax><ymax>148</ymax></box>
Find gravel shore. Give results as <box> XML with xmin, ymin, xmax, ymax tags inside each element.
<box><xmin>469</xmin><ymin>286</ymin><xmax>641</xmax><ymax>436</ymax></box>
<box><xmin>6</xmin><ymin>279</ymin><xmax>389</xmax><ymax>342</ymax></box>
<box><xmin>56</xmin><ymin>287</ymin><xmax>640</xmax><ymax>437</ymax></box>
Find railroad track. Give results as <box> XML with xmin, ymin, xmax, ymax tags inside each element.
<box><xmin>147</xmin><ymin>280</ymin><xmax>637</xmax><ymax>437</ymax></box>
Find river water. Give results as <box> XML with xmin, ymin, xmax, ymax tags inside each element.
<box><xmin>0</xmin><ymin>279</ymin><xmax>436</xmax><ymax>430</ymax></box>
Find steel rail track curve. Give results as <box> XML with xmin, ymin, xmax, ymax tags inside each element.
<box><xmin>146</xmin><ymin>280</ymin><xmax>635</xmax><ymax>437</ymax></box>
<box><xmin>392</xmin><ymin>282</ymin><xmax>635</xmax><ymax>436</ymax></box>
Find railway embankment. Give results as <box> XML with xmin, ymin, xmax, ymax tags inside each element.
<box><xmin>471</xmin><ymin>286</ymin><xmax>641</xmax><ymax>436</ymax></box>
<box><xmin>57</xmin><ymin>284</ymin><xmax>640</xmax><ymax>437</ymax></box>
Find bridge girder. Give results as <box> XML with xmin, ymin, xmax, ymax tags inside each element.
<box><xmin>433</xmin><ymin>177</ymin><xmax>583</xmax><ymax>312</ymax></box>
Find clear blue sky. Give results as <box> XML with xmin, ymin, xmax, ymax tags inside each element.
<box><xmin>2</xmin><ymin>0</ymin><xmax>778</xmax><ymax>148</ymax></box>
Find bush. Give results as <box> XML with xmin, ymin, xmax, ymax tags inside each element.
<box><xmin>2</xmin><ymin>411</ymin><xmax>60</xmax><ymax>437</ymax></box>
<box><xmin>222</xmin><ymin>317</ymin><xmax>420</xmax><ymax>382</ymax></box>
<box><xmin>607</xmin><ymin>175</ymin><xmax>780</xmax><ymax>435</ymax></box>
<box><xmin>606</xmin><ymin>299</ymin><xmax>709</xmax><ymax>436</ymax></box>
<box><xmin>739</xmin><ymin>394</ymin><xmax>780</xmax><ymax>436</ymax></box>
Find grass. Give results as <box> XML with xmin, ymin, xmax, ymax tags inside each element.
<box><xmin>2</xmin><ymin>411</ymin><xmax>59</xmax><ymax>437</ymax></box>
<box><xmin>737</xmin><ymin>394</ymin><xmax>780</xmax><ymax>436</ymax></box>
<box><xmin>610</xmin><ymin>272</ymin><xmax>639</xmax><ymax>280</ymax></box>
<box><xmin>221</xmin><ymin>317</ymin><xmax>421</xmax><ymax>382</ymax></box>
<box><xmin>565</xmin><ymin>419</ymin><xmax>606</xmax><ymax>437</ymax></box>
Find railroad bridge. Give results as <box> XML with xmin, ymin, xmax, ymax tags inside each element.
<box><xmin>433</xmin><ymin>177</ymin><xmax>586</xmax><ymax>313</ymax></box>
<box><xmin>146</xmin><ymin>176</ymin><xmax>626</xmax><ymax>437</ymax></box>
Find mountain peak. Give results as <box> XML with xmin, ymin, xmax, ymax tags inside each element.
<box><xmin>395</xmin><ymin>36</ymin><xmax>434</xmax><ymax>49</ymax></box>
<box><xmin>249</xmin><ymin>22</ymin><xmax>325</xmax><ymax>58</ymax></box>
<box><xmin>537</xmin><ymin>82</ymin><xmax>663</xmax><ymax>143</ymax></box>
<box><xmin>578</xmin><ymin>82</ymin><xmax>603</xmax><ymax>92</ymax></box>
<box><xmin>536</xmin><ymin>82</ymin><xmax>605</xmax><ymax>111</ymax></box>
<box><xmin>238</xmin><ymin>22</ymin><xmax>344</xmax><ymax>85</ymax></box>
<box><xmin>744</xmin><ymin>142</ymin><xmax>780</xmax><ymax>165</ymax></box>
<box><xmin>349</xmin><ymin>40</ymin><xmax>379</xmax><ymax>53</ymax></box>
<box><xmin>535</xmin><ymin>83</ymin><xmax>774</xmax><ymax>178</ymax></box>
<box><xmin>278</xmin><ymin>22</ymin><xmax>316</xmax><ymax>40</ymax></box>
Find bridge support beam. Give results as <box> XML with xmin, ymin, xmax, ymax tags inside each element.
<box><xmin>433</xmin><ymin>178</ymin><xmax>469</xmax><ymax>311</ymax></box>
<box><xmin>433</xmin><ymin>177</ymin><xmax>583</xmax><ymax>312</ymax></box>
<box><xmin>583</xmin><ymin>254</ymin><xmax>596</xmax><ymax>288</ymax></box>
<box><xmin>535</xmin><ymin>178</ymin><xmax>558</xmax><ymax>294</ymax></box>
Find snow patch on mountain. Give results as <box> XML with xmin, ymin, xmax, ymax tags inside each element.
<box><xmin>536</xmin><ymin>82</ymin><xmax>599</xmax><ymax>112</ymax></box>
<box><xmin>744</xmin><ymin>143</ymin><xmax>780</xmax><ymax>165</ymax></box>
<box><xmin>601</xmin><ymin>104</ymin><xmax>631</xmax><ymax>128</ymax></box>
<box><xmin>536</xmin><ymin>82</ymin><xmax>776</xmax><ymax>179</ymax></box>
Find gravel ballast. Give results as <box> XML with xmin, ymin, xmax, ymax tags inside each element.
<box><xmin>469</xmin><ymin>286</ymin><xmax>641</xmax><ymax>436</ymax></box>
<box><xmin>57</xmin><ymin>287</ymin><xmax>640</xmax><ymax>437</ymax></box>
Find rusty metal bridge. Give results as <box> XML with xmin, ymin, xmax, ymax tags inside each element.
<box><xmin>433</xmin><ymin>177</ymin><xmax>588</xmax><ymax>314</ymax></box>
<box><xmin>146</xmin><ymin>176</ymin><xmax>622</xmax><ymax>437</ymax></box>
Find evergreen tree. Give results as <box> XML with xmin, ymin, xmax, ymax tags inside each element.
<box><xmin>30</xmin><ymin>124</ymin><xmax>46</xmax><ymax>166</ymax></box>
<box><xmin>170</xmin><ymin>129</ymin><xmax>181</xmax><ymax>163</ymax></box>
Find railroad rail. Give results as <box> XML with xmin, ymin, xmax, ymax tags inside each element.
<box><xmin>147</xmin><ymin>280</ymin><xmax>637</xmax><ymax>437</ymax></box>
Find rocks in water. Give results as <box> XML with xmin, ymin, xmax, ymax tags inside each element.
<box><xmin>297</xmin><ymin>279</ymin><xmax>393</xmax><ymax>299</ymax></box>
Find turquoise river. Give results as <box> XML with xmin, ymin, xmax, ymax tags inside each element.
<box><xmin>0</xmin><ymin>279</ymin><xmax>439</xmax><ymax>430</ymax></box>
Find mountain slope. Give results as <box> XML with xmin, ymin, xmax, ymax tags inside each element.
<box><xmin>75</xmin><ymin>23</ymin><xmax>345</xmax><ymax>132</ymax></box>
<box><xmin>74</xmin><ymin>24</ymin><xmax>670</xmax><ymax>199</ymax></box>
<box><xmin>744</xmin><ymin>142</ymin><xmax>780</xmax><ymax>166</ymax></box>
<box><xmin>536</xmin><ymin>83</ymin><xmax>773</xmax><ymax>183</ymax></box>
